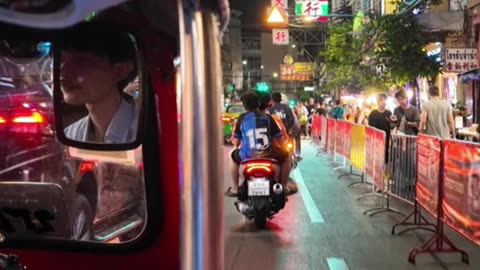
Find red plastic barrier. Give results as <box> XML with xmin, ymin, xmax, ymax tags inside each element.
<box><xmin>343</xmin><ymin>121</ymin><xmax>352</xmax><ymax>160</ymax></box>
<box><xmin>326</xmin><ymin>118</ymin><xmax>336</xmax><ymax>154</ymax></box>
<box><xmin>335</xmin><ymin>120</ymin><xmax>345</xmax><ymax>157</ymax></box>
<box><xmin>311</xmin><ymin>115</ymin><xmax>322</xmax><ymax>137</ymax></box>
<box><xmin>416</xmin><ymin>134</ymin><xmax>441</xmax><ymax>217</ymax></box>
<box><xmin>365</xmin><ymin>127</ymin><xmax>375</xmax><ymax>179</ymax></box>
<box><xmin>373</xmin><ymin>129</ymin><xmax>386</xmax><ymax>189</ymax></box>
<box><xmin>442</xmin><ymin>140</ymin><xmax>480</xmax><ymax>246</ymax></box>
<box><xmin>365</xmin><ymin>127</ymin><xmax>386</xmax><ymax>190</ymax></box>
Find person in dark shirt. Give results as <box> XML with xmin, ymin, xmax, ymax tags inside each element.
<box><xmin>315</xmin><ymin>97</ymin><xmax>327</xmax><ymax>116</ymax></box>
<box><xmin>368</xmin><ymin>93</ymin><xmax>394</xmax><ymax>163</ymax></box>
<box><xmin>392</xmin><ymin>89</ymin><xmax>420</xmax><ymax>135</ymax></box>
<box><xmin>226</xmin><ymin>92</ymin><xmax>292</xmax><ymax>197</ymax></box>
<box><xmin>269</xmin><ymin>92</ymin><xmax>297</xmax><ymax>136</ymax></box>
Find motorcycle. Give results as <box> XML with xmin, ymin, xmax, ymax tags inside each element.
<box><xmin>234</xmin><ymin>158</ymin><xmax>286</xmax><ymax>228</ymax></box>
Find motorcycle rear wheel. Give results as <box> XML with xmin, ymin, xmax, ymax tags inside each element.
<box><xmin>254</xmin><ymin>215</ymin><xmax>267</xmax><ymax>229</ymax></box>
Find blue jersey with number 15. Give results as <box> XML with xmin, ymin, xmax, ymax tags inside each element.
<box><xmin>233</xmin><ymin>111</ymin><xmax>282</xmax><ymax>160</ymax></box>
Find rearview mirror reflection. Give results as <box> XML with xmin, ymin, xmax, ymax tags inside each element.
<box><xmin>56</xmin><ymin>27</ymin><xmax>143</xmax><ymax>148</ymax></box>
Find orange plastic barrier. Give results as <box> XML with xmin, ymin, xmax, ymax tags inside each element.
<box><xmin>349</xmin><ymin>124</ymin><xmax>365</xmax><ymax>171</ymax></box>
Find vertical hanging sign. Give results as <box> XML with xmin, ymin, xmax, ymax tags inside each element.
<box><xmin>272</xmin><ymin>0</ymin><xmax>288</xmax><ymax>9</ymax></box>
<box><xmin>272</xmin><ymin>29</ymin><xmax>289</xmax><ymax>45</ymax></box>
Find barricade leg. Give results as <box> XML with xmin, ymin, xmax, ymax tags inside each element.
<box><xmin>391</xmin><ymin>201</ymin><xmax>437</xmax><ymax>236</ymax></box>
<box><xmin>363</xmin><ymin>191</ymin><xmax>406</xmax><ymax>217</ymax></box>
<box><xmin>347</xmin><ymin>172</ymin><xmax>368</xmax><ymax>188</ymax></box>
<box><xmin>333</xmin><ymin>157</ymin><xmax>347</xmax><ymax>171</ymax></box>
<box><xmin>408</xmin><ymin>221</ymin><xmax>469</xmax><ymax>264</ymax></box>
<box><xmin>356</xmin><ymin>179</ymin><xmax>385</xmax><ymax>201</ymax></box>
<box><xmin>337</xmin><ymin>165</ymin><xmax>363</xmax><ymax>180</ymax></box>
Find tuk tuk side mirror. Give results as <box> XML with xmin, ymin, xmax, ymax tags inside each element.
<box><xmin>54</xmin><ymin>25</ymin><xmax>144</xmax><ymax>151</ymax></box>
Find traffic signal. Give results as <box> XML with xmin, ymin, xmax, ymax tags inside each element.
<box><xmin>227</xmin><ymin>84</ymin><xmax>235</xmax><ymax>92</ymax></box>
<box><xmin>288</xmin><ymin>99</ymin><xmax>297</xmax><ymax>107</ymax></box>
<box><xmin>256</xmin><ymin>82</ymin><xmax>272</xmax><ymax>93</ymax></box>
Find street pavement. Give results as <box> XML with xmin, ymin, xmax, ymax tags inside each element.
<box><xmin>223</xmin><ymin>140</ymin><xmax>480</xmax><ymax>270</ymax></box>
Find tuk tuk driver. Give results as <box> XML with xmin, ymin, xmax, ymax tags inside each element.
<box><xmin>226</xmin><ymin>92</ymin><xmax>292</xmax><ymax>197</ymax></box>
<box><xmin>61</xmin><ymin>31</ymin><xmax>138</xmax><ymax>143</ymax></box>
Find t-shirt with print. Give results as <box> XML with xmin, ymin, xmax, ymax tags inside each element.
<box><xmin>268</xmin><ymin>103</ymin><xmax>295</xmax><ymax>130</ymax></box>
<box><xmin>233</xmin><ymin>111</ymin><xmax>282</xmax><ymax>160</ymax></box>
<box><xmin>393</xmin><ymin>106</ymin><xmax>420</xmax><ymax>135</ymax></box>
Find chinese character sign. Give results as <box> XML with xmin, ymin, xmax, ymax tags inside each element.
<box><xmin>272</xmin><ymin>29</ymin><xmax>289</xmax><ymax>45</ymax></box>
<box><xmin>272</xmin><ymin>0</ymin><xmax>288</xmax><ymax>9</ymax></box>
<box><xmin>295</xmin><ymin>1</ymin><xmax>329</xmax><ymax>16</ymax></box>
<box><xmin>445</xmin><ymin>48</ymin><xmax>478</xmax><ymax>73</ymax></box>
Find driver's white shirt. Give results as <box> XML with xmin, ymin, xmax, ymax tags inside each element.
<box><xmin>64</xmin><ymin>99</ymin><xmax>137</xmax><ymax>144</ymax></box>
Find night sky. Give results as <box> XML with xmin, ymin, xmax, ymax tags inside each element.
<box><xmin>230</xmin><ymin>0</ymin><xmax>268</xmax><ymax>26</ymax></box>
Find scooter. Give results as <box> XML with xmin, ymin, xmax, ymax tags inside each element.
<box><xmin>234</xmin><ymin>158</ymin><xmax>285</xmax><ymax>228</ymax></box>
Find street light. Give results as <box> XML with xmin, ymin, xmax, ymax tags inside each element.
<box><xmin>242</xmin><ymin>60</ymin><xmax>247</xmax><ymax>65</ymax></box>
<box><xmin>260</xmin><ymin>65</ymin><xmax>264</xmax><ymax>69</ymax></box>
<box><xmin>292</xmin><ymin>44</ymin><xmax>296</xmax><ymax>48</ymax></box>
<box><xmin>273</xmin><ymin>72</ymin><xmax>278</xmax><ymax>78</ymax></box>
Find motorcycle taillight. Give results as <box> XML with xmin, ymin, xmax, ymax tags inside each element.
<box><xmin>243</xmin><ymin>162</ymin><xmax>274</xmax><ymax>178</ymax></box>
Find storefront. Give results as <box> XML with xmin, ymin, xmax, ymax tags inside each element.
<box><xmin>459</xmin><ymin>69</ymin><xmax>480</xmax><ymax>124</ymax></box>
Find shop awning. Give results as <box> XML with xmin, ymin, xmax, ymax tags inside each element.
<box><xmin>459</xmin><ymin>68</ymin><xmax>480</xmax><ymax>83</ymax></box>
<box><xmin>415</xmin><ymin>11</ymin><xmax>464</xmax><ymax>32</ymax></box>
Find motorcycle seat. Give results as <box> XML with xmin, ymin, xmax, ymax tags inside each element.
<box><xmin>240</xmin><ymin>158</ymin><xmax>278</xmax><ymax>164</ymax></box>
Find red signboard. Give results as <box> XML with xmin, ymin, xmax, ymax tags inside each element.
<box><xmin>279</xmin><ymin>64</ymin><xmax>313</xmax><ymax>81</ymax></box>
<box><xmin>442</xmin><ymin>140</ymin><xmax>480</xmax><ymax>246</ymax></box>
<box><xmin>416</xmin><ymin>134</ymin><xmax>441</xmax><ymax>217</ymax></box>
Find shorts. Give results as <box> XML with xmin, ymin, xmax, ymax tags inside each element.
<box><xmin>231</xmin><ymin>146</ymin><xmax>289</xmax><ymax>164</ymax></box>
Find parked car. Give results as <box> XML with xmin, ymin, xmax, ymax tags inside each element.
<box><xmin>220</xmin><ymin>102</ymin><xmax>244</xmax><ymax>144</ymax></box>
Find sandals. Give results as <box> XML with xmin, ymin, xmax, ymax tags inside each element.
<box><xmin>285</xmin><ymin>185</ymin><xmax>298</xmax><ymax>196</ymax></box>
<box><xmin>224</xmin><ymin>187</ymin><xmax>238</xmax><ymax>197</ymax></box>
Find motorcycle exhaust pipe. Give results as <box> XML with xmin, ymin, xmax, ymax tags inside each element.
<box><xmin>272</xmin><ymin>183</ymin><xmax>283</xmax><ymax>194</ymax></box>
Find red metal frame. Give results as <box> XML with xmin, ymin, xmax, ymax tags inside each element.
<box><xmin>408</xmin><ymin>140</ymin><xmax>469</xmax><ymax>265</ymax></box>
<box><xmin>4</xmin><ymin>10</ymin><xmax>182</xmax><ymax>270</ymax></box>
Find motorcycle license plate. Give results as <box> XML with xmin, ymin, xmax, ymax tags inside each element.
<box><xmin>248</xmin><ymin>179</ymin><xmax>270</xmax><ymax>196</ymax></box>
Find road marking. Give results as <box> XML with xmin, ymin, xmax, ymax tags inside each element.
<box><xmin>293</xmin><ymin>168</ymin><xmax>325</xmax><ymax>223</ymax></box>
<box><xmin>326</xmin><ymin>257</ymin><xmax>349</xmax><ymax>270</ymax></box>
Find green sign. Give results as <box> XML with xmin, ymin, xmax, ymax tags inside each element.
<box><xmin>295</xmin><ymin>1</ymin><xmax>329</xmax><ymax>16</ymax></box>
<box><xmin>288</xmin><ymin>99</ymin><xmax>297</xmax><ymax>107</ymax></box>
<box><xmin>256</xmin><ymin>82</ymin><xmax>272</xmax><ymax>93</ymax></box>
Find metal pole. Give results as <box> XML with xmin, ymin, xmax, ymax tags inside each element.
<box><xmin>179</xmin><ymin>5</ymin><xmax>224</xmax><ymax>270</ymax></box>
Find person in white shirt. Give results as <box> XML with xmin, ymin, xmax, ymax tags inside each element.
<box><xmin>61</xmin><ymin>30</ymin><xmax>138</xmax><ymax>143</ymax></box>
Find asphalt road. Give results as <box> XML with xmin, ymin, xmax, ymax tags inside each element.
<box><xmin>223</xmin><ymin>141</ymin><xmax>480</xmax><ymax>270</ymax></box>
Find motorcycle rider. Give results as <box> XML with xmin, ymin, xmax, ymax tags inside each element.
<box><xmin>258</xmin><ymin>92</ymin><xmax>298</xmax><ymax>195</ymax></box>
<box><xmin>226</xmin><ymin>92</ymin><xmax>292</xmax><ymax>197</ymax></box>
<box><xmin>269</xmin><ymin>92</ymin><xmax>301</xmax><ymax>159</ymax></box>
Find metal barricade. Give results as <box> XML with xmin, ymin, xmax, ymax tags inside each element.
<box><xmin>388</xmin><ymin>134</ymin><xmax>417</xmax><ymax>203</ymax></box>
